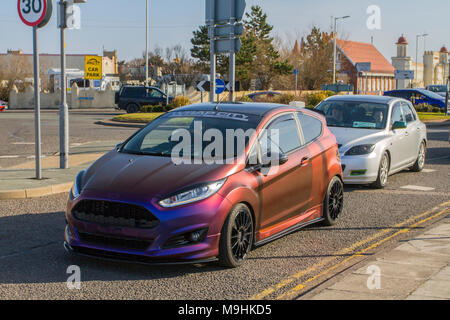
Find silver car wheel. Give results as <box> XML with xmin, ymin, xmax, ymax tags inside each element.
<box><xmin>418</xmin><ymin>143</ymin><xmax>425</xmax><ymax>169</ymax></box>
<box><xmin>379</xmin><ymin>154</ymin><xmax>389</xmax><ymax>186</ymax></box>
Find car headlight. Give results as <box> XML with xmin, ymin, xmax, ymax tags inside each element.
<box><xmin>345</xmin><ymin>144</ymin><xmax>375</xmax><ymax>156</ymax></box>
<box><xmin>159</xmin><ymin>179</ymin><xmax>226</xmax><ymax>208</ymax></box>
<box><xmin>71</xmin><ymin>170</ymin><xmax>86</xmax><ymax>199</ymax></box>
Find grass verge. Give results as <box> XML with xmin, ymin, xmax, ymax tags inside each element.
<box><xmin>417</xmin><ymin>112</ymin><xmax>450</xmax><ymax>122</ymax></box>
<box><xmin>113</xmin><ymin>113</ymin><xmax>164</xmax><ymax>123</ymax></box>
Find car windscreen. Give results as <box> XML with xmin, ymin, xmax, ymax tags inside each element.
<box><xmin>420</xmin><ymin>89</ymin><xmax>446</xmax><ymax>100</ymax></box>
<box><xmin>426</xmin><ymin>85</ymin><xmax>447</xmax><ymax>93</ymax></box>
<box><xmin>315</xmin><ymin>101</ymin><xmax>389</xmax><ymax>129</ymax></box>
<box><xmin>120</xmin><ymin>110</ymin><xmax>260</xmax><ymax>161</ymax></box>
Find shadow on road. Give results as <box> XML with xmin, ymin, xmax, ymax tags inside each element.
<box><xmin>0</xmin><ymin>212</ymin><xmax>223</xmax><ymax>285</ymax></box>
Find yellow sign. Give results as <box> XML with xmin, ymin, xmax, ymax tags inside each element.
<box><xmin>84</xmin><ymin>56</ymin><xmax>102</xmax><ymax>80</ymax></box>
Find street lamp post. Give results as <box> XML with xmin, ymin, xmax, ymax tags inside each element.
<box><xmin>59</xmin><ymin>0</ymin><xmax>86</xmax><ymax>170</ymax></box>
<box><xmin>415</xmin><ymin>33</ymin><xmax>428</xmax><ymax>87</ymax></box>
<box><xmin>145</xmin><ymin>0</ymin><xmax>149</xmax><ymax>86</ymax></box>
<box><xmin>332</xmin><ymin>15</ymin><xmax>350</xmax><ymax>84</ymax></box>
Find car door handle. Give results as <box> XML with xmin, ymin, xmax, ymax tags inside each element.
<box><xmin>300</xmin><ymin>157</ymin><xmax>309</xmax><ymax>167</ymax></box>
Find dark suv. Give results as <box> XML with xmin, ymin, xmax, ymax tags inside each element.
<box><xmin>115</xmin><ymin>86</ymin><xmax>174</xmax><ymax>113</ymax></box>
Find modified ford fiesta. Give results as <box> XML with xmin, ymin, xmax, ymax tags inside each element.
<box><xmin>65</xmin><ymin>103</ymin><xmax>343</xmax><ymax>267</ymax></box>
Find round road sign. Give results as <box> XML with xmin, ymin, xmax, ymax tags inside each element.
<box><xmin>18</xmin><ymin>0</ymin><xmax>52</xmax><ymax>28</ymax></box>
<box><xmin>215</xmin><ymin>78</ymin><xmax>226</xmax><ymax>95</ymax></box>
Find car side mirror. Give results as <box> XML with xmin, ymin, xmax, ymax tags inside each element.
<box><xmin>116</xmin><ymin>143</ymin><xmax>123</xmax><ymax>150</ymax></box>
<box><xmin>392</xmin><ymin>121</ymin><xmax>407</xmax><ymax>130</ymax></box>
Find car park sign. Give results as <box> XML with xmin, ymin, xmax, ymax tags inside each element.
<box><xmin>85</xmin><ymin>56</ymin><xmax>103</xmax><ymax>80</ymax></box>
<box><xmin>18</xmin><ymin>0</ymin><xmax>52</xmax><ymax>28</ymax></box>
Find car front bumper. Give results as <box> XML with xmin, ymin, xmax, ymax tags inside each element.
<box><xmin>65</xmin><ymin>189</ymin><xmax>233</xmax><ymax>264</ymax></box>
<box><xmin>340</xmin><ymin>151</ymin><xmax>381</xmax><ymax>184</ymax></box>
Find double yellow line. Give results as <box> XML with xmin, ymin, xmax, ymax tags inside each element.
<box><xmin>250</xmin><ymin>200</ymin><xmax>450</xmax><ymax>300</ymax></box>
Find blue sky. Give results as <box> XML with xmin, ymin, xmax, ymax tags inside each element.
<box><xmin>1</xmin><ymin>0</ymin><xmax>449</xmax><ymax>63</ymax></box>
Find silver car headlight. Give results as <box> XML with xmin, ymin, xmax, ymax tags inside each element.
<box><xmin>159</xmin><ymin>179</ymin><xmax>226</xmax><ymax>208</ymax></box>
<box><xmin>71</xmin><ymin>170</ymin><xmax>86</xmax><ymax>199</ymax></box>
<box><xmin>345</xmin><ymin>144</ymin><xmax>375</xmax><ymax>156</ymax></box>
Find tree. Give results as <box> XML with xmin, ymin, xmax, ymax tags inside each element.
<box><xmin>298</xmin><ymin>26</ymin><xmax>333</xmax><ymax>90</ymax></box>
<box><xmin>190</xmin><ymin>25</ymin><xmax>228</xmax><ymax>75</ymax></box>
<box><xmin>237</xmin><ymin>5</ymin><xmax>292</xmax><ymax>89</ymax></box>
<box><xmin>189</xmin><ymin>5</ymin><xmax>292</xmax><ymax>89</ymax></box>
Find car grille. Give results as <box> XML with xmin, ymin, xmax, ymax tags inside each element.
<box><xmin>78</xmin><ymin>232</ymin><xmax>152</xmax><ymax>251</ymax></box>
<box><xmin>72</xmin><ymin>200</ymin><xmax>159</xmax><ymax>229</ymax></box>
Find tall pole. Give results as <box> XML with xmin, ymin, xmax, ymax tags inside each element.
<box><xmin>332</xmin><ymin>16</ymin><xmax>350</xmax><ymax>85</ymax></box>
<box><xmin>415</xmin><ymin>33</ymin><xmax>428</xmax><ymax>88</ymax></box>
<box><xmin>415</xmin><ymin>35</ymin><xmax>419</xmax><ymax>88</ymax></box>
<box><xmin>33</xmin><ymin>26</ymin><xmax>42</xmax><ymax>179</ymax></box>
<box><xmin>229</xmin><ymin>0</ymin><xmax>236</xmax><ymax>102</ymax></box>
<box><xmin>145</xmin><ymin>0</ymin><xmax>149</xmax><ymax>86</ymax></box>
<box><xmin>59</xmin><ymin>0</ymin><xmax>69</xmax><ymax>169</ymax></box>
<box><xmin>332</xmin><ymin>17</ymin><xmax>337</xmax><ymax>84</ymax></box>
<box><xmin>209</xmin><ymin>0</ymin><xmax>216</xmax><ymax>102</ymax></box>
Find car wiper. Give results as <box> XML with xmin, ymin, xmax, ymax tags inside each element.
<box><xmin>140</xmin><ymin>151</ymin><xmax>171</xmax><ymax>157</ymax></box>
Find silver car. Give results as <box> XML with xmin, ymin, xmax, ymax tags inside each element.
<box><xmin>315</xmin><ymin>95</ymin><xmax>427</xmax><ymax>188</ymax></box>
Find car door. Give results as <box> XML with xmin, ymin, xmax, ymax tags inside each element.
<box><xmin>149</xmin><ymin>88</ymin><xmax>165</xmax><ymax>105</ymax></box>
<box><xmin>401</xmin><ymin>102</ymin><xmax>421</xmax><ymax>163</ymax></box>
<box><xmin>389</xmin><ymin>102</ymin><xmax>409</xmax><ymax>170</ymax></box>
<box><xmin>257</xmin><ymin>113</ymin><xmax>313</xmax><ymax>230</ymax></box>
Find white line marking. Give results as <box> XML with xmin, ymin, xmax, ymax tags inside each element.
<box><xmin>421</xmin><ymin>169</ymin><xmax>436</xmax><ymax>173</ymax></box>
<box><xmin>12</xmin><ymin>142</ymin><xmax>35</xmax><ymax>145</ymax></box>
<box><xmin>0</xmin><ymin>155</ymin><xmax>19</xmax><ymax>159</ymax></box>
<box><xmin>400</xmin><ymin>185</ymin><xmax>435</xmax><ymax>192</ymax></box>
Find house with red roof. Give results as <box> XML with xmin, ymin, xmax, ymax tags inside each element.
<box><xmin>336</xmin><ymin>39</ymin><xmax>396</xmax><ymax>94</ymax></box>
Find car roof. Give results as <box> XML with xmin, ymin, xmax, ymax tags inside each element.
<box><xmin>174</xmin><ymin>102</ymin><xmax>294</xmax><ymax>116</ymax></box>
<box><xmin>324</xmin><ymin>95</ymin><xmax>396</xmax><ymax>104</ymax></box>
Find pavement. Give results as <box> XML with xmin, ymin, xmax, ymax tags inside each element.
<box><xmin>0</xmin><ymin>140</ymin><xmax>115</xmax><ymax>199</ymax></box>
<box><xmin>305</xmin><ymin>217</ymin><xmax>450</xmax><ymax>300</ymax></box>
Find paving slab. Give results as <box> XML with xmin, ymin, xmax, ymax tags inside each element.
<box><xmin>307</xmin><ymin>220</ymin><xmax>450</xmax><ymax>300</ymax></box>
<box><xmin>409</xmin><ymin>279</ymin><xmax>450</xmax><ymax>299</ymax></box>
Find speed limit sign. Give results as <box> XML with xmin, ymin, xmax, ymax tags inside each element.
<box><xmin>18</xmin><ymin>0</ymin><xmax>53</xmax><ymax>28</ymax></box>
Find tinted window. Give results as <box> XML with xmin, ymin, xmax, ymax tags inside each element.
<box><xmin>401</xmin><ymin>103</ymin><xmax>415</xmax><ymax>123</ymax></box>
<box><xmin>124</xmin><ymin>87</ymin><xmax>145</xmax><ymax>98</ymax></box>
<box><xmin>262</xmin><ymin>114</ymin><xmax>301</xmax><ymax>154</ymax></box>
<box><xmin>297</xmin><ymin>113</ymin><xmax>322</xmax><ymax>144</ymax></box>
<box><xmin>391</xmin><ymin>104</ymin><xmax>405</xmax><ymax>125</ymax></box>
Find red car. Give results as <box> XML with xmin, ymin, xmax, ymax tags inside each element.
<box><xmin>0</xmin><ymin>101</ymin><xmax>7</xmax><ymax>112</ymax></box>
<box><xmin>65</xmin><ymin>103</ymin><xmax>343</xmax><ymax>267</ymax></box>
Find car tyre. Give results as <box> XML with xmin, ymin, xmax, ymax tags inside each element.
<box><xmin>411</xmin><ymin>141</ymin><xmax>426</xmax><ymax>172</ymax></box>
<box><xmin>322</xmin><ymin>176</ymin><xmax>344</xmax><ymax>226</ymax></box>
<box><xmin>218</xmin><ymin>204</ymin><xmax>254</xmax><ymax>268</ymax></box>
<box><xmin>126</xmin><ymin>103</ymin><xmax>140</xmax><ymax>114</ymax></box>
<box><xmin>372</xmin><ymin>151</ymin><xmax>389</xmax><ymax>189</ymax></box>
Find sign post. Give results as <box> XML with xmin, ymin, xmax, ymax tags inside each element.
<box><xmin>58</xmin><ymin>0</ymin><xmax>85</xmax><ymax>169</ymax></box>
<box><xmin>18</xmin><ymin>0</ymin><xmax>53</xmax><ymax>179</ymax></box>
<box><xmin>206</xmin><ymin>0</ymin><xmax>246</xmax><ymax>103</ymax></box>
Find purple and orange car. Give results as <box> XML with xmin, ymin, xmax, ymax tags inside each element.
<box><xmin>64</xmin><ymin>102</ymin><xmax>343</xmax><ymax>267</ymax></box>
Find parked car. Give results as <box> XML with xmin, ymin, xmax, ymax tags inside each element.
<box><xmin>426</xmin><ymin>84</ymin><xmax>448</xmax><ymax>98</ymax></box>
<box><xmin>0</xmin><ymin>100</ymin><xmax>8</xmax><ymax>112</ymax></box>
<box><xmin>64</xmin><ymin>103</ymin><xmax>343</xmax><ymax>267</ymax></box>
<box><xmin>115</xmin><ymin>86</ymin><xmax>174</xmax><ymax>113</ymax></box>
<box><xmin>315</xmin><ymin>95</ymin><xmax>427</xmax><ymax>188</ymax></box>
<box><xmin>384</xmin><ymin>88</ymin><xmax>446</xmax><ymax>108</ymax></box>
<box><xmin>247</xmin><ymin>91</ymin><xmax>281</xmax><ymax>101</ymax></box>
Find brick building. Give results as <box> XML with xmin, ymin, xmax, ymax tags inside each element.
<box><xmin>335</xmin><ymin>39</ymin><xmax>396</xmax><ymax>94</ymax></box>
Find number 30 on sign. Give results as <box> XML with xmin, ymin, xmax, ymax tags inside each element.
<box><xmin>18</xmin><ymin>0</ymin><xmax>53</xmax><ymax>28</ymax></box>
